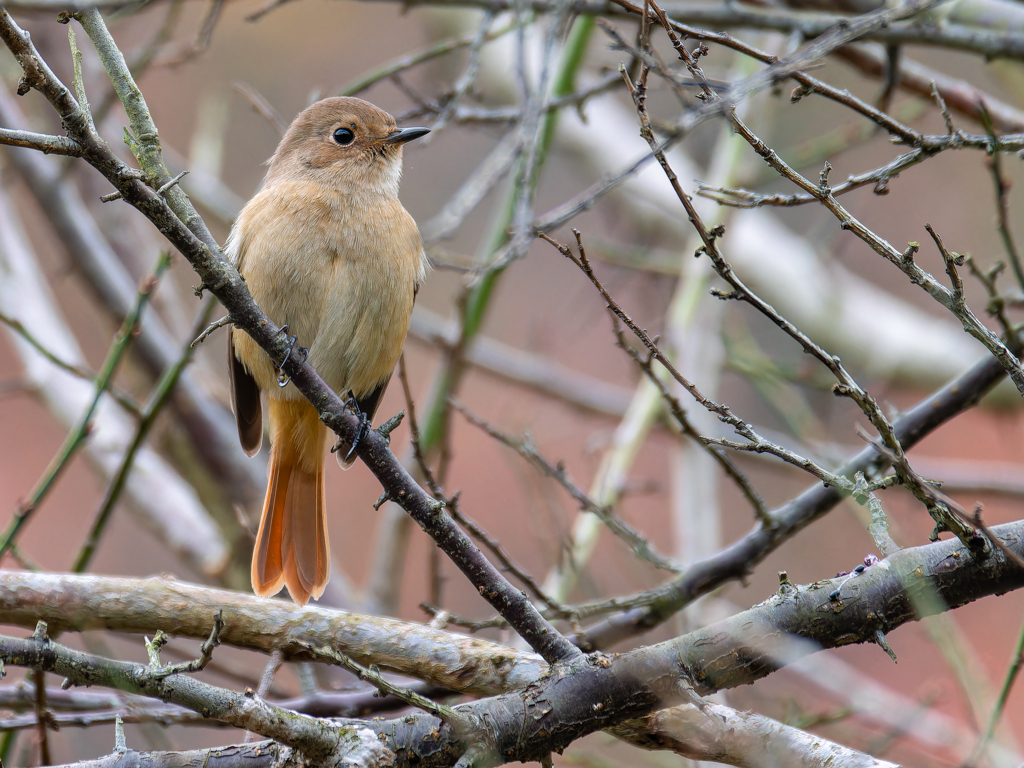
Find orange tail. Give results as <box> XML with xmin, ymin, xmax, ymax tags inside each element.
<box><xmin>251</xmin><ymin>399</ymin><xmax>330</xmax><ymax>606</ymax></box>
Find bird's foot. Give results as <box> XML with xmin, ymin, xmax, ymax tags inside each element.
<box><xmin>331</xmin><ymin>395</ymin><xmax>371</xmax><ymax>463</ymax></box>
<box><xmin>276</xmin><ymin>325</ymin><xmax>308</xmax><ymax>388</ymax></box>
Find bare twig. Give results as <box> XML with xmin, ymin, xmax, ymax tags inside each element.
<box><xmin>428</xmin><ymin>11</ymin><xmax>495</xmax><ymax>138</ymax></box>
<box><xmin>299</xmin><ymin>642</ymin><xmax>466</xmax><ymax>729</ymax></box>
<box><xmin>452</xmin><ymin>397</ymin><xmax>682</xmax><ymax>572</ymax></box>
<box><xmin>719</xmin><ymin>111</ymin><xmax>1024</xmax><ymax>398</ymax></box>
<box><xmin>232</xmin><ymin>81</ymin><xmax>288</xmax><ymax>135</ymax></box>
<box><xmin>0</xmin><ymin>253</ymin><xmax>170</xmax><ymax>563</ymax></box>
<box><xmin>448</xmin><ymin>492</ymin><xmax>570</xmax><ymax>616</ymax></box>
<box><xmin>837</xmin><ymin>43</ymin><xmax>1024</xmax><ymax>132</ymax></box>
<box><xmin>397</xmin><ymin>354</ymin><xmax>443</xmax><ymax>498</ymax></box>
<box><xmin>539</xmin><ymin>231</ymin><xmax>852</xmax><ymax>490</ymax></box>
<box><xmin>191</xmin><ymin>314</ymin><xmax>232</xmax><ymax>348</ymax></box>
<box><xmin>580</xmin><ymin>337</ymin><xmax>1023</xmax><ymax>646</ymax></box>
<box><xmin>33</xmin><ymin>668</ymin><xmax>52</xmax><ymax>765</ymax></box>
<box><xmin>0</xmin><ymin>310</ymin><xmax>142</xmax><ymax>416</ymax></box>
<box><xmin>72</xmin><ymin>301</ymin><xmax>214</xmax><ymax>573</ymax></box>
<box><xmin>1</xmin><ymin>622</ymin><xmax>343</xmax><ymax>760</ymax></box>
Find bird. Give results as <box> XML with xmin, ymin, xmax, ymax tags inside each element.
<box><xmin>226</xmin><ymin>97</ymin><xmax>429</xmax><ymax>606</ymax></box>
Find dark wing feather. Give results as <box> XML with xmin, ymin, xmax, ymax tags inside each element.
<box><xmin>228</xmin><ymin>331</ymin><xmax>263</xmax><ymax>457</ymax></box>
<box><xmin>356</xmin><ymin>374</ymin><xmax>392</xmax><ymax>425</ymax></box>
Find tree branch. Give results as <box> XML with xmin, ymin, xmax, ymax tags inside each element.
<box><xmin>0</xmin><ymin>572</ymin><xmax>547</xmax><ymax>695</ymax></box>
<box><xmin>6</xmin><ymin>521</ymin><xmax>1021</xmax><ymax>765</ymax></box>
<box><xmin>0</xmin><ymin>6</ymin><xmax>578</xmax><ymax>666</ymax></box>
<box><xmin>581</xmin><ymin>339</ymin><xmax>1020</xmax><ymax>646</ymax></box>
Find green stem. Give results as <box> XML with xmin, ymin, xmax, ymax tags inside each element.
<box><xmin>419</xmin><ymin>16</ymin><xmax>595</xmax><ymax>450</ymax></box>
<box><xmin>0</xmin><ymin>310</ymin><xmax>142</xmax><ymax>417</ymax></box>
<box><xmin>75</xmin><ymin>9</ymin><xmax>220</xmax><ymax>254</ymax></box>
<box><xmin>0</xmin><ymin>731</ymin><xmax>16</xmax><ymax>764</ymax></box>
<box><xmin>72</xmin><ymin>298</ymin><xmax>212</xmax><ymax>574</ymax></box>
<box><xmin>972</xmin><ymin>615</ymin><xmax>1024</xmax><ymax>761</ymax></box>
<box><xmin>0</xmin><ymin>252</ymin><xmax>170</xmax><ymax>562</ymax></box>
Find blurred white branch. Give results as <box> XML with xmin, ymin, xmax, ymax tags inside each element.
<box><xmin>0</xmin><ymin>175</ymin><xmax>228</xmax><ymax>577</ymax></box>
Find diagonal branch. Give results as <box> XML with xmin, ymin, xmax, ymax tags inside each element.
<box><xmin>0</xmin><ymin>7</ymin><xmax>578</xmax><ymax>666</ymax></box>
<box><xmin>580</xmin><ymin>338</ymin><xmax>1021</xmax><ymax>646</ymax></box>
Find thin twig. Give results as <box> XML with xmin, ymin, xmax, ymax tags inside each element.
<box><xmin>1</xmin><ymin>621</ymin><xmax>339</xmax><ymax>758</ymax></box>
<box><xmin>397</xmin><ymin>354</ymin><xmax>443</xmax><ymax>498</ymax></box>
<box><xmin>0</xmin><ymin>252</ymin><xmax>171</xmax><ymax>563</ymax></box>
<box><xmin>33</xmin><ymin>668</ymin><xmax>51</xmax><ymax>765</ymax></box>
<box><xmin>232</xmin><ymin>81</ymin><xmax>288</xmax><ymax>135</ymax></box>
<box><xmin>964</xmin><ymin>257</ymin><xmax>1014</xmax><ymax>340</ymax></box>
<box><xmin>0</xmin><ymin>311</ymin><xmax>142</xmax><ymax>416</ymax></box>
<box><xmin>981</xmin><ymin>103</ymin><xmax>1024</xmax><ymax>293</ymax></box>
<box><xmin>298</xmin><ymin>642</ymin><xmax>465</xmax><ymax>729</ymax></box>
<box><xmin>609</xmin><ymin>324</ymin><xmax>771</xmax><ymax>525</ymax></box>
<box><xmin>71</xmin><ymin>301</ymin><xmax>214</xmax><ymax>573</ymax></box>
<box><xmin>539</xmin><ymin>231</ymin><xmax>851</xmax><ymax>490</ymax></box>
<box><xmin>578</xmin><ymin>329</ymin><xmax>1023</xmax><ymax>647</ymax></box>
<box><xmin>191</xmin><ymin>314</ymin><xmax>231</xmax><ymax>348</ymax></box>
<box><xmin>451</xmin><ymin>397</ymin><xmax>682</xmax><ymax>572</ymax></box>
<box><xmin>447</xmin><ymin>491</ymin><xmax>571</xmax><ymax>616</ymax></box>
<box><xmin>428</xmin><ymin>11</ymin><xmax>495</xmax><ymax>139</ymax></box>
<box><xmin>245</xmin><ymin>650</ymin><xmax>284</xmax><ymax>743</ymax></box>
<box><xmin>720</xmin><ymin>112</ymin><xmax>1024</xmax><ymax>398</ymax></box>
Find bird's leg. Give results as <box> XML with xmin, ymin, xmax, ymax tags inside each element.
<box><xmin>331</xmin><ymin>395</ymin><xmax>371</xmax><ymax>461</ymax></box>
<box><xmin>275</xmin><ymin>326</ymin><xmax>308</xmax><ymax>388</ymax></box>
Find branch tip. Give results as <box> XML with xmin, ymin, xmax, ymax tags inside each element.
<box><xmin>114</xmin><ymin>713</ymin><xmax>127</xmax><ymax>753</ymax></box>
<box><xmin>377</xmin><ymin>410</ymin><xmax>405</xmax><ymax>442</ymax></box>
<box><xmin>874</xmin><ymin>628</ymin><xmax>898</xmax><ymax>664</ymax></box>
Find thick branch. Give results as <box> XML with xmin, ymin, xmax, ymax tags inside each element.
<box><xmin>0</xmin><ymin>572</ymin><xmax>547</xmax><ymax>695</ymax></box>
<box><xmin>3</xmin><ymin>522</ymin><xmax>1022</xmax><ymax>765</ymax></box>
<box><xmin>612</xmin><ymin>703</ymin><xmax>900</xmax><ymax>768</ymax></box>
<box><xmin>681</xmin><ymin>520</ymin><xmax>1024</xmax><ymax>692</ymax></box>
<box><xmin>0</xmin><ymin>628</ymin><xmax>342</xmax><ymax>759</ymax></box>
<box><xmin>45</xmin><ymin>745</ymin><xmax>280</xmax><ymax>768</ymax></box>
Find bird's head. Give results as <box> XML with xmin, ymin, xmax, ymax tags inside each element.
<box><xmin>264</xmin><ymin>97</ymin><xmax>429</xmax><ymax>196</ymax></box>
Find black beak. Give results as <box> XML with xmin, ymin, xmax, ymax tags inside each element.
<box><xmin>384</xmin><ymin>126</ymin><xmax>430</xmax><ymax>144</ymax></box>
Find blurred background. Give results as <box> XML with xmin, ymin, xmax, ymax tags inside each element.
<box><xmin>1</xmin><ymin>0</ymin><xmax>1024</xmax><ymax>763</ymax></box>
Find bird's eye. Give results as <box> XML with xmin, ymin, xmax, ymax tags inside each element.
<box><xmin>333</xmin><ymin>127</ymin><xmax>355</xmax><ymax>146</ymax></box>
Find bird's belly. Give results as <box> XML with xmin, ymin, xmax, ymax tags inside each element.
<box><xmin>309</xmin><ymin>255</ymin><xmax>414</xmax><ymax>399</ymax></box>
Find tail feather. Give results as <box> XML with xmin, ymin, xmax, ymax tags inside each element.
<box><xmin>251</xmin><ymin>399</ymin><xmax>329</xmax><ymax>606</ymax></box>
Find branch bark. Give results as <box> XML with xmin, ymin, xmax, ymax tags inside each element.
<box><xmin>3</xmin><ymin>521</ymin><xmax>1022</xmax><ymax>764</ymax></box>
<box><xmin>0</xmin><ymin>572</ymin><xmax>546</xmax><ymax>695</ymax></box>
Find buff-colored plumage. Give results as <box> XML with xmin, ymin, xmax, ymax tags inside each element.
<box><xmin>227</xmin><ymin>97</ymin><xmax>429</xmax><ymax>606</ymax></box>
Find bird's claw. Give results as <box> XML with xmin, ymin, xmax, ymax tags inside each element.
<box><xmin>331</xmin><ymin>396</ymin><xmax>371</xmax><ymax>462</ymax></box>
<box><xmin>276</xmin><ymin>326</ymin><xmax>308</xmax><ymax>388</ymax></box>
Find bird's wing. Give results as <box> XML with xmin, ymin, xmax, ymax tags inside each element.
<box><xmin>229</xmin><ymin>329</ymin><xmax>264</xmax><ymax>457</ymax></box>
<box><xmin>357</xmin><ymin>373</ymin><xmax>393</xmax><ymax>425</ymax></box>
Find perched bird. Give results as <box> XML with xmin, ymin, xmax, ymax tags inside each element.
<box><xmin>227</xmin><ymin>97</ymin><xmax>429</xmax><ymax>606</ymax></box>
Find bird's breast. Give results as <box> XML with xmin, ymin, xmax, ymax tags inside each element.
<box><xmin>228</xmin><ymin>181</ymin><xmax>423</xmax><ymax>398</ymax></box>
